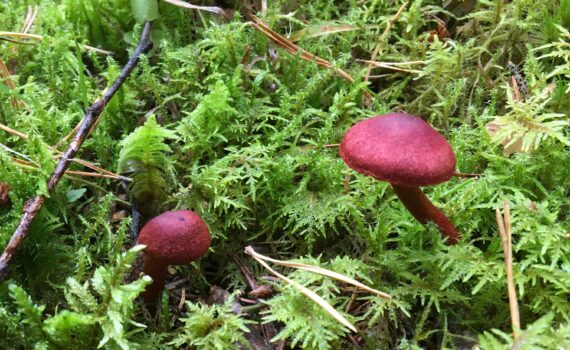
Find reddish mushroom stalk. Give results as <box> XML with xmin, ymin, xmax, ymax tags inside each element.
<box><xmin>137</xmin><ymin>210</ymin><xmax>211</xmax><ymax>304</ymax></box>
<box><xmin>391</xmin><ymin>185</ymin><xmax>459</xmax><ymax>244</ymax></box>
<box><xmin>340</xmin><ymin>113</ymin><xmax>460</xmax><ymax>244</ymax></box>
<box><xmin>141</xmin><ymin>256</ymin><xmax>170</xmax><ymax>302</ymax></box>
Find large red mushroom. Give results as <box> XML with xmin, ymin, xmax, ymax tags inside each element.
<box><xmin>340</xmin><ymin>113</ymin><xmax>459</xmax><ymax>244</ymax></box>
<box><xmin>137</xmin><ymin>210</ymin><xmax>211</xmax><ymax>303</ymax></box>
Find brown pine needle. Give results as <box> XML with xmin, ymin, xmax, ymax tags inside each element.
<box><xmin>0</xmin><ymin>122</ymin><xmax>130</xmax><ymax>181</ymax></box>
<box><xmin>249</xmin><ymin>15</ymin><xmax>360</xmax><ymax>86</ymax></box>
<box><xmin>0</xmin><ymin>58</ymin><xmax>25</xmax><ymax>108</ymax></box>
<box><xmin>12</xmin><ymin>158</ymin><xmax>127</xmax><ymax>180</ymax></box>
<box><xmin>54</xmin><ymin>122</ymin><xmax>81</xmax><ymax>149</ymax></box>
<box><xmin>0</xmin><ymin>59</ymin><xmax>16</xmax><ymax>89</ymax></box>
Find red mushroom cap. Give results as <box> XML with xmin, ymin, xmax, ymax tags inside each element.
<box><xmin>137</xmin><ymin>210</ymin><xmax>211</xmax><ymax>264</ymax></box>
<box><xmin>340</xmin><ymin>113</ymin><xmax>455</xmax><ymax>187</ymax></box>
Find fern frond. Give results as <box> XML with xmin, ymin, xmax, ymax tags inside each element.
<box><xmin>487</xmin><ymin>85</ymin><xmax>569</xmax><ymax>154</ymax></box>
<box><xmin>118</xmin><ymin>115</ymin><xmax>177</xmax><ymax>216</ymax></box>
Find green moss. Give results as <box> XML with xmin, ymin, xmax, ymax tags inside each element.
<box><xmin>1</xmin><ymin>0</ymin><xmax>569</xmax><ymax>348</ymax></box>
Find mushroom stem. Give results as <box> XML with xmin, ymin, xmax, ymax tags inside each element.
<box><xmin>391</xmin><ymin>185</ymin><xmax>459</xmax><ymax>244</ymax></box>
<box><xmin>142</xmin><ymin>255</ymin><xmax>169</xmax><ymax>303</ymax></box>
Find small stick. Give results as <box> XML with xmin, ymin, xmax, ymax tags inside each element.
<box><xmin>178</xmin><ymin>289</ymin><xmax>186</xmax><ymax>310</ymax></box>
<box><xmin>232</xmin><ymin>254</ymin><xmax>259</xmax><ymax>290</ymax></box>
<box><xmin>165</xmin><ymin>278</ymin><xmax>189</xmax><ymax>291</ymax></box>
<box><xmin>0</xmin><ymin>22</ymin><xmax>153</xmax><ymax>282</ymax></box>
<box><xmin>452</xmin><ymin>172</ymin><xmax>482</xmax><ymax>178</ymax></box>
<box><xmin>299</xmin><ymin>143</ymin><xmax>340</xmax><ymax>150</ymax></box>
<box><xmin>495</xmin><ymin>200</ymin><xmax>521</xmax><ymax>340</ymax></box>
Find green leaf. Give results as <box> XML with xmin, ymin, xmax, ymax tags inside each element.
<box><xmin>130</xmin><ymin>0</ymin><xmax>159</xmax><ymax>24</ymax></box>
<box><xmin>66</xmin><ymin>188</ymin><xmax>87</xmax><ymax>203</ymax></box>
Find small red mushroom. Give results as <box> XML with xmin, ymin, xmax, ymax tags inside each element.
<box><xmin>137</xmin><ymin>210</ymin><xmax>211</xmax><ymax>303</ymax></box>
<box><xmin>340</xmin><ymin>113</ymin><xmax>459</xmax><ymax>244</ymax></box>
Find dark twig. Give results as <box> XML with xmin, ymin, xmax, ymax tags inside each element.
<box><xmin>0</xmin><ymin>22</ymin><xmax>154</xmax><ymax>282</ymax></box>
<box><xmin>452</xmin><ymin>171</ymin><xmax>482</xmax><ymax>179</ymax></box>
<box><xmin>232</xmin><ymin>253</ymin><xmax>259</xmax><ymax>290</ymax></box>
<box><xmin>507</xmin><ymin>61</ymin><xmax>529</xmax><ymax>100</ymax></box>
<box><xmin>232</xmin><ymin>253</ymin><xmax>280</xmax><ymax>349</ymax></box>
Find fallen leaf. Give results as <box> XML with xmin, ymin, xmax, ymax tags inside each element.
<box><xmin>485</xmin><ymin>121</ymin><xmax>530</xmax><ymax>156</ymax></box>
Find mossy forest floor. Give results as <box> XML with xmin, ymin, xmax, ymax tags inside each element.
<box><xmin>1</xmin><ymin>0</ymin><xmax>570</xmax><ymax>349</ymax></box>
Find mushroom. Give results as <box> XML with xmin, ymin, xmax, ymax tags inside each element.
<box><xmin>340</xmin><ymin>113</ymin><xmax>459</xmax><ymax>244</ymax></box>
<box><xmin>137</xmin><ymin>210</ymin><xmax>212</xmax><ymax>303</ymax></box>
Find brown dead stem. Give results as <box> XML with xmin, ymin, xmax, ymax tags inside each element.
<box><xmin>496</xmin><ymin>200</ymin><xmax>521</xmax><ymax>341</ymax></box>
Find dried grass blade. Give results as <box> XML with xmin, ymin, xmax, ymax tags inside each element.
<box><xmin>21</xmin><ymin>6</ymin><xmax>39</xmax><ymax>34</ymax></box>
<box><xmin>357</xmin><ymin>59</ymin><xmax>422</xmax><ymax>74</ymax></box>
<box><xmin>245</xmin><ymin>246</ymin><xmax>357</xmax><ymax>332</ymax></box>
<box><xmin>0</xmin><ymin>123</ymin><xmax>28</xmax><ymax>139</ymax></box>
<box><xmin>0</xmin><ymin>31</ymin><xmax>43</xmax><ymax>40</ymax></box>
<box><xmin>290</xmin><ymin>24</ymin><xmax>358</xmax><ymax>42</ymax></box>
<box><xmin>245</xmin><ymin>246</ymin><xmax>391</xmax><ymax>299</ymax></box>
<box><xmin>496</xmin><ymin>201</ymin><xmax>521</xmax><ymax>340</ymax></box>
<box><xmin>364</xmin><ymin>1</ymin><xmax>409</xmax><ymax>82</ymax></box>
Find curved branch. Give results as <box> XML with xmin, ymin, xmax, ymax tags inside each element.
<box><xmin>0</xmin><ymin>22</ymin><xmax>154</xmax><ymax>282</ymax></box>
